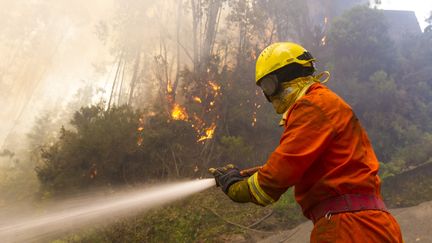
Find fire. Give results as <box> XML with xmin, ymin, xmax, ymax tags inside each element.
<box><xmin>89</xmin><ymin>164</ymin><xmax>97</xmax><ymax>179</ymax></box>
<box><xmin>208</xmin><ymin>81</ymin><xmax>221</xmax><ymax>91</ymax></box>
<box><xmin>167</xmin><ymin>80</ymin><xmax>173</xmax><ymax>94</ymax></box>
<box><xmin>137</xmin><ymin>137</ymin><xmax>143</xmax><ymax>146</ymax></box>
<box><xmin>90</xmin><ymin>168</ymin><xmax>97</xmax><ymax>179</ymax></box>
<box><xmin>171</xmin><ymin>103</ymin><xmax>188</xmax><ymax>121</ymax></box>
<box><xmin>197</xmin><ymin>123</ymin><xmax>216</xmax><ymax>142</ymax></box>
<box><xmin>324</xmin><ymin>17</ymin><xmax>328</xmax><ymax>24</ymax></box>
<box><xmin>137</xmin><ymin>116</ymin><xmax>145</xmax><ymax>146</ymax></box>
<box><xmin>193</xmin><ymin>96</ymin><xmax>202</xmax><ymax>103</ymax></box>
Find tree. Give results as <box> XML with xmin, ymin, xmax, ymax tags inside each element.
<box><xmin>326</xmin><ymin>6</ymin><xmax>432</xmax><ymax>168</ymax></box>
<box><xmin>36</xmin><ymin>106</ymin><xmax>144</xmax><ymax>195</ymax></box>
<box><xmin>328</xmin><ymin>6</ymin><xmax>395</xmax><ymax>82</ymax></box>
<box><xmin>425</xmin><ymin>11</ymin><xmax>432</xmax><ymax>32</ymax></box>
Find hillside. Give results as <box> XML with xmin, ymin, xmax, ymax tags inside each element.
<box><xmin>259</xmin><ymin>200</ymin><xmax>432</xmax><ymax>242</ymax></box>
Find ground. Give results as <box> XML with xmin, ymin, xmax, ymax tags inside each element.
<box><xmin>257</xmin><ymin>200</ymin><xmax>432</xmax><ymax>242</ymax></box>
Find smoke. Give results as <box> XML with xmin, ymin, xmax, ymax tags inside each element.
<box><xmin>0</xmin><ymin>178</ymin><xmax>215</xmax><ymax>242</ymax></box>
<box><xmin>0</xmin><ymin>0</ymin><xmax>113</xmax><ymax>150</ymax></box>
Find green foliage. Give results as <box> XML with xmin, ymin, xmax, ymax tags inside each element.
<box><xmin>271</xmin><ymin>189</ymin><xmax>305</xmax><ymax>227</ymax></box>
<box><xmin>327</xmin><ymin>6</ymin><xmax>432</xmax><ymax>168</ymax></box>
<box><xmin>36</xmin><ymin>105</ymin><xmax>143</xmax><ymax>195</ymax></box>
<box><xmin>328</xmin><ymin>6</ymin><xmax>396</xmax><ymax>80</ymax></box>
<box><xmin>218</xmin><ymin>136</ymin><xmax>253</xmax><ymax>166</ymax></box>
<box><xmin>36</xmin><ymin>105</ymin><xmax>211</xmax><ymax>196</ymax></box>
<box><xmin>379</xmin><ymin>160</ymin><xmax>405</xmax><ymax>179</ymax></box>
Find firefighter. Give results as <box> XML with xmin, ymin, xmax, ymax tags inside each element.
<box><xmin>209</xmin><ymin>42</ymin><xmax>403</xmax><ymax>242</ymax></box>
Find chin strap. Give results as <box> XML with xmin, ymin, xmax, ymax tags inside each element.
<box><xmin>314</xmin><ymin>71</ymin><xmax>330</xmax><ymax>84</ymax></box>
<box><xmin>278</xmin><ymin>71</ymin><xmax>331</xmax><ymax>126</ymax></box>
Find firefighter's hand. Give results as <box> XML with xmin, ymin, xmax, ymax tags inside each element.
<box><xmin>240</xmin><ymin>166</ymin><xmax>262</xmax><ymax>176</ymax></box>
<box><xmin>208</xmin><ymin>164</ymin><xmax>245</xmax><ymax>194</ymax></box>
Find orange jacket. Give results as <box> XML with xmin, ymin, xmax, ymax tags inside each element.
<box><xmin>247</xmin><ymin>83</ymin><xmax>403</xmax><ymax>242</ymax></box>
<box><xmin>248</xmin><ymin>83</ymin><xmax>382</xmax><ymax>215</ymax></box>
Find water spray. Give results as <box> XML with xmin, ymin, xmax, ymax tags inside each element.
<box><xmin>0</xmin><ymin>178</ymin><xmax>215</xmax><ymax>242</ymax></box>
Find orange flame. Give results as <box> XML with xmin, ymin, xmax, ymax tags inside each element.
<box><xmin>137</xmin><ymin>137</ymin><xmax>143</xmax><ymax>146</ymax></box>
<box><xmin>197</xmin><ymin>123</ymin><xmax>216</xmax><ymax>142</ymax></box>
<box><xmin>167</xmin><ymin>80</ymin><xmax>173</xmax><ymax>94</ymax></box>
<box><xmin>137</xmin><ymin>115</ymin><xmax>145</xmax><ymax>146</ymax></box>
<box><xmin>171</xmin><ymin>103</ymin><xmax>188</xmax><ymax>121</ymax></box>
<box><xmin>208</xmin><ymin>81</ymin><xmax>221</xmax><ymax>91</ymax></box>
<box><xmin>193</xmin><ymin>96</ymin><xmax>202</xmax><ymax>103</ymax></box>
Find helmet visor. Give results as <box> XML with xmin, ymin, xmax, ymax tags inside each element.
<box><xmin>259</xmin><ymin>75</ymin><xmax>279</xmax><ymax>97</ymax></box>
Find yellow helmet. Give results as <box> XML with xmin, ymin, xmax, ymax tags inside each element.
<box><xmin>255</xmin><ymin>42</ymin><xmax>315</xmax><ymax>84</ymax></box>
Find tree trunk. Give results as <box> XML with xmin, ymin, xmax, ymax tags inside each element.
<box><xmin>108</xmin><ymin>54</ymin><xmax>123</xmax><ymax>110</ymax></box>
<box><xmin>128</xmin><ymin>50</ymin><xmax>141</xmax><ymax>106</ymax></box>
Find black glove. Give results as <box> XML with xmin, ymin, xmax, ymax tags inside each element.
<box><xmin>208</xmin><ymin>164</ymin><xmax>245</xmax><ymax>194</ymax></box>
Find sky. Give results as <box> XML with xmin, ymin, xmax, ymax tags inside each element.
<box><xmin>373</xmin><ymin>0</ymin><xmax>432</xmax><ymax>30</ymax></box>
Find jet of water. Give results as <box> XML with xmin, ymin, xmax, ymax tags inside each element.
<box><xmin>0</xmin><ymin>178</ymin><xmax>216</xmax><ymax>242</ymax></box>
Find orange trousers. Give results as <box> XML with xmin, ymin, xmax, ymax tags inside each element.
<box><xmin>311</xmin><ymin>210</ymin><xmax>402</xmax><ymax>243</ymax></box>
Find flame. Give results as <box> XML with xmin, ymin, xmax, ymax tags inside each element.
<box><xmin>89</xmin><ymin>164</ymin><xmax>97</xmax><ymax>179</ymax></box>
<box><xmin>190</xmin><ymin>114</ymin><xmax>205</xmax><ymax>135</ymax></box>
<box><xmin>90</xmin><ymin>169</ymin><xmax>97</xmax><ymax>179</ymax></box>
<box><xmin>197</xmin><ymin>123</ymin><xmax>216</xmax><ymax>142</ymax></box>
<box><xmin>324</xmin><ymin>17</ymin><xmax>328</xmax><ymax>24</ymax></box>
<box><xmin>137</xmin><ymin>137</ymin><xmax>143</xmax><ymax>146</ymax></box>
<box><xmin>137</xmin><ymin>115</ymin><xmax>145</xmax><ymax>146</ymax></box>
<box><xmin>167</xmin><ymin>80</ymin><xmax>173</xmax><ymax>94</ymax></box>
<box><xmin>148</xmin><ymin>111</ymin><xmax>156</xmax><ymax>117</ymax></box>
<box><xmin>208</xmin><ymin>81</ymin><xmax>221</xmax><ymax>91</ymax></box>
<box><xmin>193</xmin><ymin>96</ymin><xmax>202</xmax><ymax>103</ymax></box>
<box><xmin>171</xmin><ymin>103</ymin><xmax>188</xmax><ymax>121</ymax></box>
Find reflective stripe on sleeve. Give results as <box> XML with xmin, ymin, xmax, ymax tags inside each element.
<box><xmin>247</xmin><ymin>172</ymin><xmax>275</xmax><ymax>206</ymax></box>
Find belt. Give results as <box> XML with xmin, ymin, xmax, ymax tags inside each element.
<box><xmin>308</xmin><ymin>194</ymin><xmax>388</xmax><ymax>223</ymax></box>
